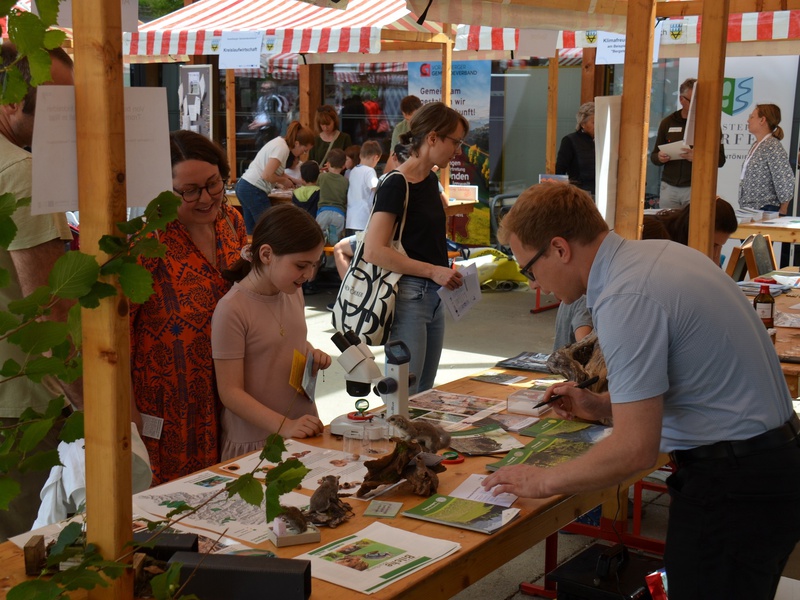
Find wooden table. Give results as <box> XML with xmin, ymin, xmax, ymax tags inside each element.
<box><xmin>775</xmin><ymin>293</ymin><xmax>800</xmax><ymax>396</ymax></box>
<box><xmin>0</xmin><ymin>372</ymin><xmax>664</xmax><ymax>600</ymax></box>
<box><xmin>225</xmin><ymin>187</ymin><xmax>293</xmax><ymax>208</ymax></box>
<box><xmin>735</xmin><ymin>218</ymin><xmax>800</xmax><ymax>244</ymax></box>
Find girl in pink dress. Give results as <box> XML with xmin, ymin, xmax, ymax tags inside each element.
<box><xmin>211</xmin><ymin>204</ymin><xmax>331</xmax><ymax>460</ymax></box>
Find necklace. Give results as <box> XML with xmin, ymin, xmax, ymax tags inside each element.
<box><xmin>265</xmin><ymin>301</ymin><xmax>285</xmax><ymax>337</ymax></box>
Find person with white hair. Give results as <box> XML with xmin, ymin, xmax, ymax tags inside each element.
<box><xmin>555</xmin><ymin>102</ymin><xmax>596</xmax><ymax>196</ymax></box>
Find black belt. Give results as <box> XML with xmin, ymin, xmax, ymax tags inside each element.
<box><xmin>670</xmin><ymin>413</ymin><xmax>800</xmax><ymax>466</ymax></box>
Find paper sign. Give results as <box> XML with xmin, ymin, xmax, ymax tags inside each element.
<box><xmin>31</xmin><ymin>86</ymin><xmax>172</xmax><ymax>214</ymax></box>
<box><xmin>595</xmin><ymin>22</ymin><xmax>662</xmax><ymax>65</ymax></box>
<box><xmin>218</xmin><ymin>31</ymin><xmax>264</xmax><ymax>69</ymax></box>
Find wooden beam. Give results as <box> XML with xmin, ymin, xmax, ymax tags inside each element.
<box><xmin>615</xmin><ymin>0</ymin><xmax>656</xmax><ymax>240</ymax></box>
<box><xmin>688</xmin><ymin>0</ymin><xmax>730</xmax><ymax>258</ymax></box>
<box><xmin>656</xmin><ymin>0</ymin><xmax>800</xmax><ymax>18</ymax></box>
<box><xmin>73</xmin><ymin>1</ymin><xmax>133</xmax><ymax>599</ymax></box>
<box><xmin>581</xmin><ymin>47</ymin><xmax>599</xmax><ymax>105</ymax></box>
<box><xmin>299</xmin><ymin>63</ymin><xmax>323</xmax><ymax>131</ymax></box>
<box><xmin>546</xmin><ymin>50</ymin><xmax>559</xmax><ymax>174</ymax></box>
<box><xmin>381</xmin><ymin>30</ymin><xmax>452</xmax><ymax>44</ymax></box>
<box><xmin>441</xmin><ymin>25</ymin><xmax>454</xmax><ymax>197</ymax></box>
<box><xmin>225</xmin><ymin>69</ymin><xmax>237</xmax><ymax>181</ymax></box>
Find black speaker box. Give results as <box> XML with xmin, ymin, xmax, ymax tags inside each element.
<box><xmin>168</xmin><ymin>552</ymin><xmax>311</xmax><ymax>600</ymax></box>
<box><xmin>546</xmin><ymin>542</ymin><xmax>663</xmax><ymax>600</ymax></box>
<box><xmin>132</xmin><ymin>531</ymin><xmax>198</xmax><ymax>562</ymax></box>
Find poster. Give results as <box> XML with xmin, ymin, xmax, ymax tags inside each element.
<box><xmin>179</xmin><ymin>64</ymin><xmax>213</xmax><ymax>139</ymax></box>
<box><xmin>408</xmin><ymin>60</ymin><xmax>492</xmax><ymax>245</ymax></box>
<box><xmin>678</xmin><ymin>56</ymin><xmax>799</xmax><ymax>209</ymax></box>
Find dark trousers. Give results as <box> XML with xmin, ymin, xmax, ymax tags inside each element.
<box><xmin>665</xmin><ymin>440</ymin><xmax>800</xmax><ymax>599</ymax></box>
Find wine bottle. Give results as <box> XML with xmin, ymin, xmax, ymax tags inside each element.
<box><xmin>753</xmin><ymin>284</ymin><xmax>775</xmax><ymax>328</ymax></box>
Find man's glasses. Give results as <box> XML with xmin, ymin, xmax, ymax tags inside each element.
<box><xmin>173</xmin><ymin>179</ymin><xmax>226</xmax><ymax>203</ymax></box>
<box><xmin>679</xmin><ymin>95</ymin><xmax>691</xmax><ymax>102</ymax></box>
<box><xmin>519</xmin><ymin>246</ymin><xmax>548</xmax><ymax>282</ymax></box>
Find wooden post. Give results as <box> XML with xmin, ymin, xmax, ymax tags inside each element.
<box><xmin>440</xmin><ymin>24</ymin><xmax>454</xmax><ymax>196</ymax></box>
<box><xmin>546</xmin><ymin>50</ymin><xmax>559</xmax><ymax>174</ymax></box>
<box><xmin>73</xmin><ymin>2</ymin><xmax>133</xmax><ymax>599</ymax></box>
<box><xmin>225</xmin><ymin>69</ymin><xmax>237</xmax><ymax>181</ymax></box>
<box><xmin>299</xmin><ymin>63</ymin><xmax>323</xmax><ymax>131</ymax></box>
<box><xmin>688</xmin><ymin>0</ymin><xmax>730</xmax><ymax>257</ymax></box>
<box><xmin>581</xmin><ymin>47</ymin><xmax>600</xmax><ymax>105</ymax></box>
<box><xmin>615</xmin><ymin>0</ymin><xmax>656</xmax><ymax>240</ymax></box>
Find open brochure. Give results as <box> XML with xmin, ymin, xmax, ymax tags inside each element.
<box><xmin>402</xmin><ymin>494</ymin><xmax>520</xmax><ymax>534</ymax></box>
<box><xmin>296</xmin><ymin>521</ymin><xmax>460</xmax><ymax>594</ymax></box>
<box><xmin>486</xmin><ymin>437</ymin><xmax>593</xmax><ymax>471</ymax></box>
<box><xmin>518</xmin><ymin>418</ymin><xmax>611</xmax><ymax>444</ymax></box>
<box><xmin>448</xmin><ymin>424</ymin><xmax>524</xmax><ymax>455</ymax></box>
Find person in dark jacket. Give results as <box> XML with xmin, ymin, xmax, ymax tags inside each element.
<box><xmin>556</xmin><ymin>102</ymin><xmax>595</xmax><ymax>196</ymax></box>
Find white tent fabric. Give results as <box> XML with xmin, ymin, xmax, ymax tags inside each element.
<box><xmin>123</xmin><ymin>0</ymin><xmax>517</xmax><ymax>58</ymax></box>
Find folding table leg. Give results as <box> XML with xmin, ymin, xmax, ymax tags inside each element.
<box><xmin>519</xmin><ymin>533</ymin><xmax>559</xmax><ymax>598</ymax></box>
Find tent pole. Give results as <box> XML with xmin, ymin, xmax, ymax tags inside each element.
<box><xmin>546</xmin><ymin>49</ymin><xmax>559</xmax><ymax>174</ymax></box>
<box><xmin>73</xmin><ymin>1</ymin><xmax>133</xmax><ymax>599</ymax></box>
<box><xmin>615</xmin><ymin>0</ymin><xmax>656</xmax><ymax>240</ymax></box>
<box><xmin>441</xmin><ymin>23</ymin><xmax>453</xmax><ymax>197</ymax></box>
<box><xmin>688</xmin><ymin>0</ymin><xmax>730</xmax><ymax>258</ymax></box>
<box><xmin>226</xmin><ymin>69</ymin><xmax>237</xmax><ymax>181</ymax></box>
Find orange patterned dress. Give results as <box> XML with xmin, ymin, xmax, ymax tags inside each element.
<box><xmin>131</xmin><ymin>206</ymin><xmax>247</xmax><ymax>485</ymax></box>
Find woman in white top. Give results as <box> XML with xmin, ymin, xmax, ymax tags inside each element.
<box><xmin>739</xmin><ymin>104</ymin><xmax>794</xmax><ymax>216</ymax></box>
<box><xmin>235</xmin><ymin>120</ymin><xmax>314</xmax><ymax>233</ymax></box>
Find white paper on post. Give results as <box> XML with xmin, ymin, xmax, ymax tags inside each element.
<box><xmin>595</xmin><ymin>21</ymin><xmax>662</xmax><ymax>66</ymax></box>
<box><xmin>32</xmin><ymin>87</ymin><xmax>172</xmax><ymax>213</ymax></box>
<box><xmin>218</xmin><ymin>31</ymin><xmax>264</xmax><ymax>69</ymax></box>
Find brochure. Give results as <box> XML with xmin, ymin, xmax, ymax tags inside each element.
<box><xmin>406</xmin><ymin>389</ymin><xmax>507</xmax><ymax>431</ymax></box>
<box><xmin>448</xmin><ymin>424</ymin><xmax>524</xmax><ymax>456</ymax></box>
<box><xmin>450</xmin><ymin>473</ymin><xmax>518</xmax><ymax>508</ymax></box>
<box><xmin>495</xmin><ymin>351</ymin><xmax>551</xmax><ymax>372</ymax></box>
<box><xmin>296</xmin><ymin>521</ymin><xmax>460</xmax><ymax>594</ymax></box>
<box><xmin>485</xmin><ymin>437</ymin><xmax>593</xmax><ymax>471</ymax></box>
<box><xmin>474</xmin><ymin>413</ymin><xmax>539</xmax><ymax>432</ymax></box>
<box><xmin>402</xmin><ymin>494</ymin><xmax>520</xmax><ymax>534</ymax></box>
<box><xmin>518</xmin><ymin>418</ymin><xmax>611</xmax><ymax>444</ymax></box>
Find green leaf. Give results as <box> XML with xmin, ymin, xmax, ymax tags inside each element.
<box><xmin>0</xmin><ymin>2</ymin><xmax>18</xmax><ymax>19</ymax></box>
<box><xmin>0</xmin><ymin>267</ymin><xmax>10</xmax><ymax>290</ymax></box>
<box><xmin>0</xmin><ymin>358</ymin><xmax>21</xmax><ymax>377</ymax></box>
<box><xmin>265</xmin><ymin>457</ymin><xmax>309</xmax><ymax>487</ymax></box>
<box><xmin>130</xmin><ymin>236</ymin><xmax>168</xmax><ymax>258</ymax></box>
<box><xmin>99</xmin><ymin>257</ymin><xmax>125</xmax><ymax>276</ymax></box>
<box><xmin>19</xmin><ymin>448</ymin><xmax>60</xmax><ymax>473</ymax></box>
<box><xmin>8</xmin><ymin>285</ymin><xmax>52</xmax><ymax>319</ymax></box>
<box><xmin>0</xmin><ymin>475</ymin><xmax>21</xmax><ymax>510</ymax></box>
<box><xmin>44</xmin><ymin>396</ymin><xmax>66</xmax><ymax>420</ymax></box>
<box><xmin>116</xmin><ymin>217</ymin><xmax>144</xmax><ymax>236</ymax></box>
<box><xmin>7</xmin><ymin>579</ymin><xmax>62</xmax><ymax>600</ymax></box>
<box><xmin>24</xmin><ymin>356</ymin><xmax>67</xmax><ymax>382</ymax></box>
<box><xmin>0</xmin><ymin>65</ymin><xmax>27</xmax><ymax>106</ymax></box>
<box><xmin>58</xmin><ymin>567</ymin><xmax>111</xmax><ymax>592</ymax></box>
<box><xmin>42</xmin><ymin>28</ymin><xmax>66</xmax><ymax>50</ymax></box>
<box><xmin>18</xmin><ymin>417</ymin><xmax>54</xmax><ymax>452</ymax></box>
<box><xmin>49</xmin><ymin>251</ymin><xmax>100</xmax><ymax>300</ymax></box>
<box><xmin>32</xmin><ymin>0</ymin><xmax>61</xmax><ymax>27</ymax></box>
<box><xmin>265</xmin><ymin>484</ymin><xmax>284</xmax><ymax>523</ymax></box>
<box><xmin>9</xmin><ymin>320</ymin><xmax>68</xmax><ymax>353</ymax></box>
<box><xmin>0</xmin><ymin>193</ymin><xmax>17</xmax><ymax>219</ymax></box>
<box><xmin>67</xmin><ymin>302</ymin><xmax>82</xmax><ymax>348</ymax></box>
<box><xmin>0</xmin><ymin>451</ymin><xmax>21</xmax><ymax>473</ymax></box>
<box><xmin>0</xmin><ymin>309</ymin><xmax>18</xmax><ymax>335</ymax></box>
<box><xmin>142</xmin><ymin>192</ymin><xmax>181</xmax><ymax>234</ymax></box>
<box><xmin>48</xmin><ymin>522</ymin><xmax>83</xmax><ymax>563</ymax></box>
<box><xmin>118</xmin><ymin>262</ymin><xmax>154</xmax><ymax>304</ymax></box>
<box><xmin>260</xmin><ymin>433</ymin><xmax>287</xmax><ymax>464</ymax></box>
<box><xmin>98</xmin><ymin>234</ymin><xmax>128</xmax><ymax>255</ymax></box>
<box><xmin>60</xmin><ymin>411</ymin><xmax>84</xmax><ymax>443</ymax></box>
<box><xmin>226</xmin><ymin>473</ymin><xmax>263</xmax><ymax>507</ymax></box>
<box><xmin>150</xmin><ymin>563</ymin><xmax>183</xmax><ymax>600</ymax></box>
<box><xmin>0</xmin><ymin>216</ymin><xmax>18</xmax><ymax>250</ymax></box>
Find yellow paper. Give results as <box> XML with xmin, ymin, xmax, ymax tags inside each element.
<box><xmin>289</xmin><ymin>349</ymin><xmax>306</xmax><ymax>393</ymax></box>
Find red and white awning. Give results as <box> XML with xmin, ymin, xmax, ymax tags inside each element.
<box><xmin>561</xmin><ymin>11</ymin><xmax>800</xmax><ymax>48</ymax></box>
<box><xmin>124</xmin><ymin>0</ymin><xmax>517</xmax><ymax>57</ymax></box>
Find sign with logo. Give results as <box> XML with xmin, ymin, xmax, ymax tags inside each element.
<box><xmin>679</xmin><ymin>56</ymin><xmax>798</xmax><ymax>207</ymax></box>
<box><xmin>408</xmin><ymin>61</ymin><xmax>491</xmax><ymax>245</ymax></box>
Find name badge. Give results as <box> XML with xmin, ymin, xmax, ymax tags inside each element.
<box><xmin>668</xmin><ymin>127</ymin><xmax>682</xmax><ymax>133</ymax></box>
<box><xmin>140</xmin><ymin>413</ymin><xmax>164</xmax><ymax>440</ymax></box>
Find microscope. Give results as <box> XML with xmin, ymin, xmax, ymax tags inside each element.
<box><xmin>329</xmin><ymin>330</ymin><xmax>415</xmax><ymax>438</ymax></box>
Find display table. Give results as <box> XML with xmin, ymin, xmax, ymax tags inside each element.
<box><xmin>775</xmin><ymin>293</ymin><xmax>800</xmax><ymax>396</ymax></box>
<box><xmin>735</xmin><ymin>217</ymin><xmax>800</xmax><ymax>244</ymax></box>
<box><xmin>0</xmin><ymin>370</ymin><xmax>666</xmax><ymax>600</ymax></box>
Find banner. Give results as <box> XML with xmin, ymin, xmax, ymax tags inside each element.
<box><xmin>678</xmin><ymin>56</ymin><xmax>798</xmax><ymax>208</ymax></box>
<box><xmin>408</xmin><ymin>60</ymin><xmax>491</xmax><ymax>245</ymax></box>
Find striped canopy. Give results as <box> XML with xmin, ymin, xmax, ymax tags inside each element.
<box><xmin>124</xmin><ymin>0</ymin><xmax>517</xmax><ymax>58</ymax></box>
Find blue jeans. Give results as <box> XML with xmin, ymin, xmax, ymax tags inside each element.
<box><xmin>235</xmin><ymin>178</ymin><xmax>271</xmax><ymax>234</ymax></box>
<box><xmin>388</xmin><ymin>275</ymin><xmax>445</xmax><ymax>394</ymax></box>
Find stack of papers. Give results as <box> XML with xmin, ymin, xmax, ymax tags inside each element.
<box><xmin>737</xmin><ymin>281</ymin><xmax>788</xmax><ymax>297</ymax></box>
<box><xmin>735</xmin><ymin>207</ymin><xmax>764</xmax><ymax>223</ymax></box>
<box><xmin>296</xmin><ymin>522</ymin><xmax>460</xmax><ymax>594</ymax></box>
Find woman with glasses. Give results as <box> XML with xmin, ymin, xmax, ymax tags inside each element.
<box><xmin>362</xmin><ymin>102</ymin><xmax>466</xmax><ymax>394</ymax></box>
<box><xmin>555</xmin><ymin>102</ymin><xmax>595</xmax><ymax>196</ymax></box>
<box><xmin>235</xmin><ymin>120</ymin><xmax>314</xmax><ymax>234</ymax></box>
<box><xmin>130</xmin><ymin>130</ymin><xmax>248</xmax><ymax>485</ymax></box>
<box><xmin>308</xmin><ymin>105</ymin><xmax>352</xmax><ymax>168</ymax></box>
